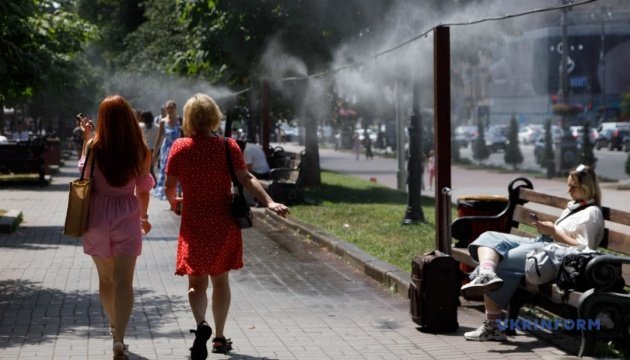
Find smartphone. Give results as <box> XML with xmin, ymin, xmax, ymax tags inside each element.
<box><xmin>529</xmin><ymin>212</ymin><xmax>538</xmax><ymax>221</ymax></box>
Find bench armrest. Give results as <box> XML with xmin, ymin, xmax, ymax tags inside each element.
<box><xmin>268</xmin><ymin>167</ymin><xmax>297</xmax><ymax>181</ymax></box>
<box><xmin>585</xmin><ymin>255</ymin><xmax>629</xmax><ymax>291</ymax></box>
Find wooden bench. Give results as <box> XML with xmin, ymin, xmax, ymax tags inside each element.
<box><xmin>449</xmin><ymin>177</ymin><xmax>630</xmax><ymax>357</ymax></box>
<box><xmin>259</xmin><ymin>149</ymin><xmax>304</xmax><ymax>205</ymax></box>
<box><xmin>0</xmin><ymin>140</ymin><xmax>47</xmax><ymax>185</ymax></box>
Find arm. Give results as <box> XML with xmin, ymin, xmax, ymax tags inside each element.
<box><xmin>235</xmin><ymin>169</ymin><xmax>289</xmax><ymax>217</ymax></box>
<box><xmin>152</xmin><ymin>121</ymin><xmax>165</xmax><ymax>163</ymax></box>
<box><xmin>137</xmin><ymin>151</ymin><xmax>152</xmax><ymax>234</ymax></box>
<box><xmin>165</xmin><ymin>174</ymin><xmax>181</xmax><ymax>214</ymax></box>
<box><xmin>536</xmin><ymin>221</ymin><xmax>582</xmax><ymax>246</ymax></box>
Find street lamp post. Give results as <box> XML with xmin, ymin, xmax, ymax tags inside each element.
<box><xmin>402</xmin><ymin>73</ymin><xmax>425</xmax><ymax>225</ymax></box>
<box><xmin>598</xmin><ymin>6</ymin><xmax>612</xmax><ymax>123</ymax></box>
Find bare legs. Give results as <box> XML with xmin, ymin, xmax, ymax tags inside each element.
<box><xmin>92</xmin><ymin>256</ymin><xmax>137</xmax><ymax>344</ymax></box>
<box><xmin>188</xmin><ymin>272</ymin><xmax>231</xmax><ymax>338</ymax></box>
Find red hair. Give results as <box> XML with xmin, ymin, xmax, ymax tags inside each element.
<box><xmin>92</xmin><ymin>95</ymin><xmax>148</xmax><ymax>187</ymax></box>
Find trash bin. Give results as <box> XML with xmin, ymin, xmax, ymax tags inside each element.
<box><xmin>456</xmin><ymin>195</ymin><xmax>509</xmax><ymax>274</ymax></box>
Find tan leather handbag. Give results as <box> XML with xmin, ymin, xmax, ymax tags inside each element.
<box><xmin>63</xmin><ymin>146</ymin><xmax>95</xmax><ymax>237</ymax></box>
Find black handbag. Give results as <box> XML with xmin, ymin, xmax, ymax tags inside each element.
<box><xmin>224</xmin><ymin>138</ymin><xmax>253</xmax><ymax>229</ymax></box>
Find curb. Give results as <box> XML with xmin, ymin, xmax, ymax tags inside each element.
<box><xmin>260</xmin><ymin>209</ymin><xmax>410</xmax><ymax>297</ymax></box>
<box><xmin>0</xmin><ymin>209</ymin><xmax>23</xmax><ymax>233</ymax></box>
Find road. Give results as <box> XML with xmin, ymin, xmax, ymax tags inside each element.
<box><xmin>459</xmin><ymin>143</ymin><xmax>629</xmax><ymax>181</ymax></box>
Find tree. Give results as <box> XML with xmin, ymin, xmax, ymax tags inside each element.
<box><xmin>621</xmin><ymin>91</ymin><xmax>630</xmax><ymax>120</ymax></box>
<box><xmin>543</xmin><ymin>120</ymin><xmax>555</xmax><ymax>178</ymax></box>
<box><xmin>0</xmin><ymin>0</ymin><xmax>98</xmax><ymax>133</ymax></box>
<box><xmin>472</xmin><ymin>118</ymin><xmax>490</xmax><ymax>164</ymax></box>
<box><xmin>578</xmin><ymin>121</ymin><xmax>596</xmax><ymax>168</ymax></box>
<box><xmin>504</xmin><ymin>114</ymin><xmax>523</xmax><ymax>170</ymax></box>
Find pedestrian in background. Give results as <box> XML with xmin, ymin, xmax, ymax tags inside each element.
<box><xmin>352</xmin><ymin>133</ymin><xmax>360</xmax><ymax>161</ymax></box>
<box><xmin>164</xmin><ymin>93</ymin><xmax>289</xmax><ymax>358</ymax></box>
<box><xmin>77</xmin><ymin>95</ymin><xmax>153</xmax><ymax>360</ymax></box>
<box><xmin>139</xmin><ymin>110</ymin><xmax>158</xmax><ymax>183</ymax></box>
<box><xmin>152</xmin><ymin>100</ymin><xmax>181</xmax><ymax>200</ymax></box>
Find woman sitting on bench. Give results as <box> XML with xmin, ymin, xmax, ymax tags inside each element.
<box><xmin>461</xmin><ymin>164</ymin><xmax>604</xmax><ymax>341</ymax></box>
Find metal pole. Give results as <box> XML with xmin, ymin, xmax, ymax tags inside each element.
<box><xmin>402</xmin><ymin>71</ymin><xmax>425</xmax><ymax>225</ymax></box>
<box><xmin>433</xmin><ymin>26</ymin><xmax>452</xmax><ymax>249</ymax></box>
<box><xmin>395</xmin><ymin>80</ymin><xmax>406</xmax><ymax>191</ymax></box>
<box><xmin>440</xmin><ymin>187</ymin><xmax>452</xmax><ymax>254</ymax></box>
<box><xmin>600</xmin><ymin>7</ymin><xmax>607</xmax><ymax>123</ymax></box>
<box><xmin>261</xmin><ymin>80</ymin><xmax>271</xmax><ymax>155</ymax></box>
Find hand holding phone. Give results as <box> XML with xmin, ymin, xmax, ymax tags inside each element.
<box><xmin>529</xmin><ymin>212</ymin><xmax>538</xmax><ymax>222</ymax></box>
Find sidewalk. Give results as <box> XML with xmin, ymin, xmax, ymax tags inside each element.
<box><xmin>0</xmin><ymin>158</ymin><xmax>576</xmax><ymax>359</ymax></box>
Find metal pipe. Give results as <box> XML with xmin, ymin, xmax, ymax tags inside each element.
<box><xmin>440</xmin><ymin>187</ymin><xmax>452</xmax><ymax>254</ymax></box>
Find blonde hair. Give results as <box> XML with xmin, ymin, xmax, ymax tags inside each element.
<box><xmin>182</xmin><ymin>94</ymin><xmax>222</xmax><ymax>136</ymax></box>
<box><xmin>569</xmin><ymin>165</ymin><xmax>601</xmax><ymax>206</ymax></box>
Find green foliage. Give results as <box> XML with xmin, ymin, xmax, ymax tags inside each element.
<box><xmin>472</xmin><ymin>118</ymin><xmax>490</xmax><ymax>163</ymax></box>
<box><xmin>579</xmin><ymin>121</ymin><xmax>597</xmax><ymax>168</ymax></box>
<box><xmin>290</xmin><ymin>171</ymin><xmax>445</xmax><ymax>271</ymax></box>
<box><xmin>504</xmin><ymin>114</ymin><xmax>523</xmax><ymax>170</ymax></box>
<box><xmin>619</xmin><ymin>91</ymin><xmax>630</xmax><ymax>120</ymax></box>
<box><xmin>0</xmin><ymin>0</ymin><xmax>98</xmax><ymax>105</ymax></box>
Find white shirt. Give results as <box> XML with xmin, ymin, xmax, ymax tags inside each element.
<box><xmin>139</xmin><ymin>123</ymin><xmax>159</xmax><ymax>150</ymax></box>
<box><xmin>243</xmin><ymin>143</ymin><xmax>270</xmax><ymax>174</ymax></box>
<box><xmin>554</xmin><ymin>202</ymin><xmax>604</xmax><ymax>251</ymax></box>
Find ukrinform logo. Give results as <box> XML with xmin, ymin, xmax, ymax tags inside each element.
<box><xmin>495</xmin><ymin>318</ymin><xmax>601</xmax><ymax>332</ymax></box>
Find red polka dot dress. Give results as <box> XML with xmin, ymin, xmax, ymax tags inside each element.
<box><xmin>165</xmin><ymin>135</ymin><xmax>246</xmax><ymax>276</ymax></box>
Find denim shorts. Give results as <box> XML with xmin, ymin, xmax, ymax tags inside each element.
<box><xmin>467</xmin><ymin>231</ymin><xmax>552</xmax><ymax>308</ymax></box>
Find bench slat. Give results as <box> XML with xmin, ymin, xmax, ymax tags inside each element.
<box><xmin>509</xmin><ymin>227</ymin><xmax>535</xmax><ymax>238</ymax></box>
<box><xmin>606</xmin><ymin>207</ymin><xmax>630</xmax><ymax>226</ymax></box>
<box><xmin>605</xmin><ymin>229</ymin><xmax>630</xmax><ymax>254</ymax></box>
<box><xmin>519</xmin><ymin>188</ymin><xmax>569</xmax><ymax>210</ymax></box>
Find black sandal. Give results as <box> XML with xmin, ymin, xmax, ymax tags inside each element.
<box><xmin>189</xmin><ymin>321</ymin><xmax>212</xmax><ymax>360</ymax></box>
<box><xmin>211</xmin><ymin>337</ymin><xmax>233</xmax><ymax>354</ymax></box>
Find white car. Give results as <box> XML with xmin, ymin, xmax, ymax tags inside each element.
<box><xmin>518</xmin><ymin>125</ymin><xmax>544</xmax><ymax>145</ymax></box>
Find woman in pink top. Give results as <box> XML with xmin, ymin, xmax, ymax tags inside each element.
<box><xmin>78</xmin><ymin>95</ymin><xmax>153</xmax><ymax>360</ymax></box>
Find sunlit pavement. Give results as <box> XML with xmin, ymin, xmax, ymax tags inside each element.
<box><xmin>0</xmin><ymin>158</ymin><xmax>580</xmax><ymax>359</ymax></box>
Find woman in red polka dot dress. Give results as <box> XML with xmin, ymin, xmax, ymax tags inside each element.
<box><xmin>164</xmin><ymin>93</ymin><xmax>289</xmax><ymax>359</ymax></box>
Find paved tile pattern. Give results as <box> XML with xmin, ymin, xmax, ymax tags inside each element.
<box><xmin>0</xmin><ymin>160</ymin><xmax>576</xmax><ymax>359</ymax></box>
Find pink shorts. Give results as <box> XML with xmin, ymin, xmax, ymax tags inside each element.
<box><xmin>82</xmin><ymin>194</ymin><xmax>142</xmax><ymax>258</ymax></box>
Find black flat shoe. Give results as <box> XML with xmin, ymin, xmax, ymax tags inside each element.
<box><xmin>189</xmin><ymin>321</ymin><xmax>212</xmax><ymax>360</ymax></box>
<box><xmin>211</xmin><ymin>337</ymin><xmax>233</xmax><ymax>354</ymax></box>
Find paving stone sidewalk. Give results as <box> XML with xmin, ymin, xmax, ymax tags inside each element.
<box><xmin>0</xmin><ymin>160</ymin><xmax>576</xmax><ymax>359</ymax></box>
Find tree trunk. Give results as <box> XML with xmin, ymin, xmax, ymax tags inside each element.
<box><xmin>301</xmin><ymin>114</ymin><xmax>321</xmax><ymax>187</ymax></box>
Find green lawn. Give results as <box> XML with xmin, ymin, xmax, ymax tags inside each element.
<box><xmin>289</xmin><ymin>171</ymin><xmax>456</xmax><ymax>272</ymax></box>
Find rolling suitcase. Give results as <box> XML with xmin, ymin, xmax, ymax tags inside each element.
<box><xmin>409</xmin><ymin>250</ymin><xmax>459</xmax><ymax>332</ymax></box>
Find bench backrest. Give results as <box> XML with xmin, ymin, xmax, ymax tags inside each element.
<box><xmin>511</xmin><ymin>188</ymin><xmax>630</xmax><ymax>253</ymax></box>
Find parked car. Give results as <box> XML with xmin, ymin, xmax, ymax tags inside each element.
<box><xmin>485</xmin><ymin>128</ymin><xmax>507</xmax><ymax>152</ymax></box>
<box><xmin>594</xmin><ymin>127</ymin><xmax>628</xmax><ymax>151</ymax></box>
<box><xmin>454</xmin><ymin>125</ymin><xmax>477</xmax><ymax>148</ymax></box>
<box><xmin>623</xmin><ymin>134</ymin><xmax>630</xmax><ymax>152</ymax></box>
<box><xmin>518</xmin><ymin>125</ymin><xmax>543</xmax><ymax>145</ymax></box>
<box><xmin>570</xmin><ymin>125</ymin><xmax>598</xmax><ymax>149</ymax></box>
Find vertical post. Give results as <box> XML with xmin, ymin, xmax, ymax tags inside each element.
<box><xmin>395</xmin><ymin>80</ymin><xmax>406</xmax><ymax>191</ymax></box>
<box><xmin>402</xmin><ymin>71</ymin><xmax>425</xmax><ymax>225</ymax></box>
<box><xmin>261</xmin><ymin>80</ymin><xmax>271</xmax><ymax>156</ymax></box>
<box><xmin>600</xmin><ymin>6</ymin><xmax>607</xmax><ymax>123</ymax></box>
<box><xmin>433</xmin><ymin>26</ymin><xmax>452</xmax><ymax>252</ymax></box>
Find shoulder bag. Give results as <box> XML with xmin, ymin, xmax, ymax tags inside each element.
<box><xmin>63</xmin><ymin>145</ymin><xmax>96</xmax><ymax>237</ymax></box>
<box><xmin>224</xmin><ymin>138</ymin><xmax>253</xmax><ymax>229</ymax></box>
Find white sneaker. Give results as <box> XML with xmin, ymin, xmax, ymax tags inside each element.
<box><xmin>464</xmin><ymin>320</ymin><xmax>507</xmax><ymax>341</ymax></box>
<box><xmin>461</xmin><ymin>272</ymin><xmax>503</xmax><ymax>298</ymax></box>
